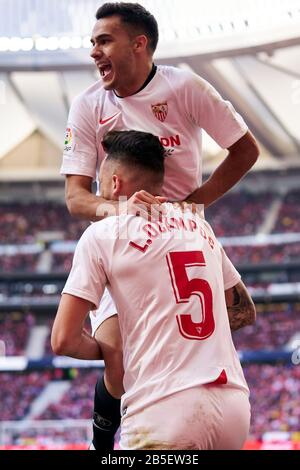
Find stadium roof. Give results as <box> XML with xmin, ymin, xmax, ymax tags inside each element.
<box><xmin>0</xmin><ymin>0</ymin><xmax>300</xmax><ymax>179</ymax></box>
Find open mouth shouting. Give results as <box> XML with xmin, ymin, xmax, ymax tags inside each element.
<box><xmin>98</xmin><ymin>62</ymin><xmax>113</xmax><ymax>81</ymax></box>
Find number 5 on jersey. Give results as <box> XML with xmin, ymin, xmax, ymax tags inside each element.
<box><xmin>166</xmin><ymin>251</ymin><xmax>215</xmax><ymax>340</ymax></box>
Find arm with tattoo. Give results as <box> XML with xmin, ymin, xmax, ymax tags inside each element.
<box><xmin>225</xmin><ymin>281</ymin><xmax>256</xmax><ymax>331</ymax></box>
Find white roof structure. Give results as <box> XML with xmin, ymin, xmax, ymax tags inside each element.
<box><xmin>0</xmin><ymin>0</ymin><xmax>300</xmax><ymax>179</ymax></box>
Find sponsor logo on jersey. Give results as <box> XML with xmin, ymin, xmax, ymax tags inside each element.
<box><xmin>151</xmin><ymin>102</ymin><xmax>168</xmax><ymax>122</ymax></box>
<box><xmin>159</xmin><ymin>134</ymin><xmax>181</xmax><ymax>157</ymax></box>
<box><xmin>64</xmin><ymin>127</ymin><xmax>73</xmax><ymax>153</ymax></box>
<box><xmin>160</xmin><ymin>134</ymin><xmax>181</xmax><ymax>148</ymax></box>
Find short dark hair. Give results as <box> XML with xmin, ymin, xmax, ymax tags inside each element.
<box><xmin>95</xmin><ymin>2</ymin><xmax>159</xmax><ymax>53</ymax></box>
<box><xmin>102</xmin><ymin>130</ymin><xmax>165</xmax><ymax>180</ymax></box>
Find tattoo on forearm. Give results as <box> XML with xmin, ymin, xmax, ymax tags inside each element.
<box><xmin>227</xmin><ymin>285</ymin><xmax>256</xmax><ymax>331</ymax></box>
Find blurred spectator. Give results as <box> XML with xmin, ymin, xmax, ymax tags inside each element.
<box><xmin>245</xmin><ymin>364</ymin><xmax>300</xmax><ymax>439</ymax></box>
<box><xmin>37</xmin><ymin>370</ymin><xmax>100</xmax><ymax>420</ymax></box>
<box><xmin>0</xmin><ymin>202</ymin><xmax>88</xmax><ymax>244</ymax></box>
<box><xmin>0</xmin><ymin>371</ymin><xmax>52</xmax><ymax>420</ymax></box>
<box><xmin>0</xmin><ymin>254</ymin><xmax>40</xmax><ymax>273</ymax></box>
<box><xmin>51</xmin><ymin>253</ymin><xmax>73</xmax><ymax>273</ymax></box>
<box><xmin>0</xmin><ymin>311</ymin><xmax>35</xmax><ymax>356</ymax></box>
<box><xmin>206</xmin><ymin>192</ymin><xmax>275</xmax><ymax>237</ymax></box>
<box><xmin>273</xmin><ymin>190</ymin><xmax>300</xmax><ymax>234</ymax></box>
<box><xmin>233</xmin><ymin>303</ymin><xmax>300</xmax><ymax>351</ymax></box>
<box><xmin>225</xmin><ymin>242</ymin><xmax>300</xmax><ymax>266</ymax></box>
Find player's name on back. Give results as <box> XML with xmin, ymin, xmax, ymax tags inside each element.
<box><xmin>130</xmin><ymin>212</ymin><xmax>215</xmax><ymax>254</ymax></box>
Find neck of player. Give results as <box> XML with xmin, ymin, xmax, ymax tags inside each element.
<box><xmin>114</xmin><ymin>61</ymin><xmax>154</xmax><ymax>98</ymax></box>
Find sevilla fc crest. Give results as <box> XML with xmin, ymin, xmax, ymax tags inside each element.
<box><xmin>151</xmin><ymin>102</ymin><xmax>168</xmax><ymax>122</ymax></box>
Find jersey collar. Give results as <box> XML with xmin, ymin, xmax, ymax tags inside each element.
<box><xmin>114</xmin><ymin>64</ymin><xmax>157</xmax><ymax>99</ymax></box>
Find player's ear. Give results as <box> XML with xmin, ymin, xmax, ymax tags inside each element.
<box><xmin>133</xmin><ymin>34</ymin><xmax>148</xmax><ymax>54</ymax></box>
<box><xmin>112</xmin><ymin>174</ymin><xmax>122</xmax><ymax>197</ymax></box>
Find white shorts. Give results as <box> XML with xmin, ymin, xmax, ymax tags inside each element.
<box><xmin>120</xmin><ymin>385</ymin><xmax>250</xmax><ymax>450</ymax></box>
<box><xmin>90</xmin><ymin>288</ymin><xmax>117</xmax><ymax>336</ymax></box>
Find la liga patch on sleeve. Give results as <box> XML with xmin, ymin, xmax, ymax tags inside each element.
<box><xmin>64</xmin><ymin>127</ymin><xmax>74</xmax><ymax>153</ymax></box>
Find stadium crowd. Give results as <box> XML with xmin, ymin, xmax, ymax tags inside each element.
<box><xmin>0</xmin><ymin>311</ymin><xmax>35</xmax><ymax>356</ymax></box>
<box><xmin>232</xmin><ymin>303</ymin><xmax>300</xmax><ymax>351</ymax></box>
<box><xmin>1</xmin><ymin>365</ymin><xmax>299</xmax><ymax>441</ymax></box>
<box><xmin>206</xmin><ymin>191</ymin><xmax>275</xmax><ymax>237</ymax></box>
<box><xmin>273</xmin><ymin>190</ymin><xmax>300</xmax><ymax>234</ymax></box>
<box><xmin>0</xmin><ymin>202</ymin><xmax>88</xmax><ymax>244</ymax></box>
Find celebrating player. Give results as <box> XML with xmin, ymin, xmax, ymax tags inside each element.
<box><xmin>60</xmin><ymin>2</ymin><xmax>259</xmax><ymax>450</ymax></box>
<box><xmin>54</xmin><ymin>130</ymin><xmax>256</xmax><ymax>450</ymax></box>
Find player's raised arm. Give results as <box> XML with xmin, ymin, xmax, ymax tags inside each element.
<box><xmin>225</xmin><ymin>280</ymin><xmax>256</xmax><ymax>331</ymax></box>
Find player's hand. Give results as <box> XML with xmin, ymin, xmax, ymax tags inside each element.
<box><xmin>155</xmin><ymin>196</ymin><xmax>167</xmax><ymax>204</ymax></box>
<box><xmin>174</xmin><ymin>200</ymin><xmax>198</xmax><ymax>215</ymax></box>
<box><xmin>119</xmin><ymin>190</ymin><xmax>167</xmax><ymax>220</ymax></box>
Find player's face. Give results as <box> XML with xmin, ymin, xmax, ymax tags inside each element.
<box><xmin>90</xmin><ymin>16</ymin><xmax>141</xmax><ymax>97</ymax></box>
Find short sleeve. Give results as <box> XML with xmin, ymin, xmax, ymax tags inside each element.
<box><xmin>221</xmin><ymin>246</ymin><xmax>241</xmax><ymax>290</ymax></box>
<box><xmin>60</xmin><ymin>93</ymin><xmax>98</xmax><ymax>179</ymax></box>
<box><xmin>62</xmin><ymin>225</ymin><xmax>107</xmax><ymax>309</ymax></box>
<box><xmin>183</xmin><ymin>71</ymin><xmax>248</xmax><ymax>149</ymax></box>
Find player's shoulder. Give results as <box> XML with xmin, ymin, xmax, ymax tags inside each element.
<box><xmin>158</xmin><ymin>64</ymin><xmax>192</xmax><ymax>84</ymax></box>
<box><xmin>86</xmin><ymin>215</ymin><xmax>136</xmax><ymax>241</ymax></box>
<box><xmin>201</xmin><ymin>216</ymin><xmax>224</xmax><ymax>253</ymax></box>
<box><xmin>157</xmin><ymin>64</ymin><xmax>208</xmax><ymax>93</ymax></box>
<box><xmin>71</xmin><ymin>79</ymin><xmax>106</xmax><ymax>109</ymax></box>
<box><xmin>88</xmin><ymin>217</ymin><xmax>118</xmax><ymax>237</ymax></box>
<box><xmin>201</xmin><ymin>216</ymin><xmax>216</xmax><ymax>238</ymax></box>
<box><xmin>158</xmin><ymin>64</ymin><xmax>189</xmax><ymax>79</ymax></box>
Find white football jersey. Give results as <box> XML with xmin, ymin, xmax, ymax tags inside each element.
<box><xmin>62</xmin><ymin>204</ymin><xmax>248</xmax><ymax>418</ymax></box>
<box><xmin>61</xmin><ymin>66</ymin><xmax>247</xmax><ymax>201</ymax></box>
